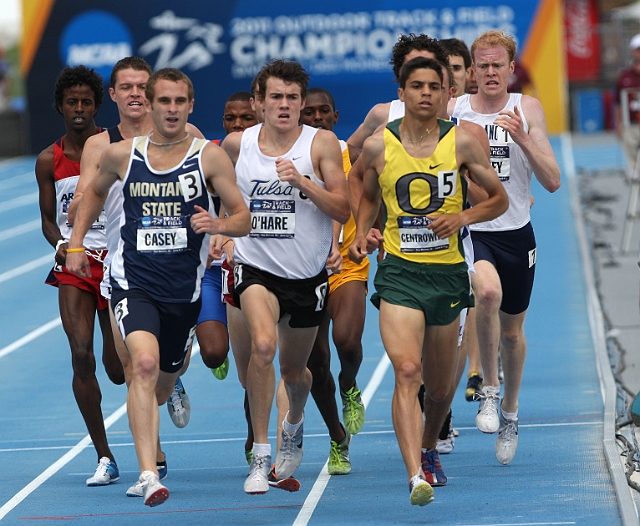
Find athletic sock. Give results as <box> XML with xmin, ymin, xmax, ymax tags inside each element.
<box><xmin>283</xmin><ymin>411</ymin><xmax>304</xmax><ymax>434</ymax></box>
<box><xmin>253</xmin><ymin>443</ymin><xmax>271</xmax><ymax>457</ymax></box>
<box><xmin>502</xmin><ymin>408</ymin><xmax>518</xmax><ymax>421</ymax></box>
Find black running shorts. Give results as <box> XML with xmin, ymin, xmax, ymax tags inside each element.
<box><xmin>232</xmin><ymin>264</ymin><xmax>328</xmax><ymax>328</ymax></box>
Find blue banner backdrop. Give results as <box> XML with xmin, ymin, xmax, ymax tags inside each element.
<box><xmin>27</xmin><ymin>0</ymin><xmax>539</xmax><ymax>153</ymax></box>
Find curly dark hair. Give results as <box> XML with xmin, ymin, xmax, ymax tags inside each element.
<box><xmin>390</xmin><ymin>34</ymin><xmax>449</xmax><ymax>82</ymax></box>
<box><xmin>254</xmin><ymin>59</ymin><xmax>310</xmax><ymax>101</ymax></box>
<box><xmin>54</xmin><ymin>65</ymin><xmax>103</xmax><ymax>114</ymax></box>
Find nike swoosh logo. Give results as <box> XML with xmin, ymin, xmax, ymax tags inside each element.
<box><xmin>171</xmin><ymin>359</ymin><xmax>183</xmax><ymax>366</ymax></box>
<box><xmin>430</xmin><ymin>163</ymin><xmax>442</xmax><ymax>170</ymax></box>
<box><xmin>450</xmin><ymin>300</ymin><xmax>460</xmax><ymax>308</ymax></box>
<box><xmin>183</xmin><ymin>162</ymin><xmax>197</xmax><ymax>169</ymax></box>
<box><xmin>292</xmin><ymin>156</ymin><xmax>302</xmax><ymax>161</ymax></box>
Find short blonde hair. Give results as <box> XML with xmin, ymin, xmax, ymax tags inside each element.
<box><xmin>471</xmin><ymin>30</ymin><xmax>516</xmax><ymax>63</ymax></box>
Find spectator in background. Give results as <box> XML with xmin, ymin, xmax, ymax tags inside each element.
<box><xmin>616</xmin><ymin>33</ymin><xmax>640</xmax><ymax>169</ymax></box>
<box><xmin>0</xmin><ymin>46</ymin><xmax>11</xmax><ymax>112</ymax></box>
<box><xmin>507</xmin><ymin>59</ymin><xmax>536</xmax><ymax>97</ymax></box>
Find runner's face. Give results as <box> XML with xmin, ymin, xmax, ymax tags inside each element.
<box><xmin>466</xmin><ymin>66</ymin><xmax>478</xmax><ymax>94</ymax></box>
<box><xmin>473</xmin><ymin>46</ymin><xmax>514</xmax><ymax>99</ymax></box>
<box><xmin>149</xmin><ymin>79</ymin><xmax>193</xmax><ymax>139</ymax></box>
<box><xmin>448</xmin><ymin>54</ymin><xmax>467</xmax><ymax>98</ymax></box>
<box><xmin>223</xmin><ymin>100</ymin><xmax>258</xmax><ymax>135</ymax></box>
<box><xmin>60</xmin><ymin>84</ymin><xmax>96</xmax><ymax>133</ymax></box>
<box><xmin>300</xmin><ymin>93</ymin><xmax>337</xmax><ymax>131</ymax></box>
<box><xmin>399</xmin><ymin>67</ymin><xmax>442</xmax><ymax>119</ymax></box>
<box><xmin>439</xmin><ymin>68</ymin><xmax>454</xmax><ymax>119</ymax></box>
<box><xmin>110</xmin><ymin>68</ymin><xmax>149</xmax><ymax>120</ymax></box>
<box><xmin>262</xmin><ymin>77</ymin><xmax>304</xmax><ymax>132</ymax></box>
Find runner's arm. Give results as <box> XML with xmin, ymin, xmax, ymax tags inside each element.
<box><xmin>35</xmin><ymin>146</ymin><xmax>67</xmax><ymax>264</ymax></box>
<box><xmin>494</xmin><ymin>98</ymin><xmax>560</xmax><ymax>193</ymax></box>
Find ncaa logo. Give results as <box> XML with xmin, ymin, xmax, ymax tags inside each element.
<box><xmin>59</xmin><ymin>10</ymin><xmax>134</xmax><ymax>81</ymax></box>
<box><xmin>141</xmin><ymin>217</ymin><xmax>151</xmax><ymax>227</ymax></box>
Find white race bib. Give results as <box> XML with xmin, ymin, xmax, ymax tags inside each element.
<box><xmin>136</xmin><ymin>216</ymin><xmax>188</xmax><ymax>253</ymax></box>
<box><xmin>249</xmin><ymin>199</ymin><xmax>296</xmax><ymax>238</ymax></box>
<box><xmin>398</xmin><ymin>216</ymin><xmax>449</xmax><ymax>253</ymax></box>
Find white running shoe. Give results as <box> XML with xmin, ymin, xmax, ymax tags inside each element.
<box><xmin>436</xmin><ymin>436</ymin><xmax>454</xmax><ymax>454</ymax></box>
<box><xmin>276</xmin><ymin>420</ymin><xmax>304</xmax><ymax>479</ymax></box>
<box><xmin>137</xmin><ymin>471</ymin><xmax>169</xmax><ymax>507</ymax></box>
<box><xmin>127</xmin><ymin>462</ymin><xmax>168</xmax><ymax>497</ymax></box>
<box><xmin>409</xmin><ymin>475</ymin><xmax>434</xmax><ymax>506</ymax></box>
<box><xmin>86</xmin><ymin>457</ymin><xmax>119</xmax><ymax>486</ymax></box>
<box><xmin>126</xmin><ymin>480</ymin><xmax>144</xmax><ymax>498</ymax></box>
<box><xmin>495</xmin><ymin>405</ymin><xmax>519</xmax><ymax>465</ymax></box>
<box><xmin>244</xmin><ymin>453</ymin><xmax>271</xmax><ymax>494</ymax></box>
<box><xmin>476</xmin><ymin>386</ymin><xmax>500</xmax><ymax>433</ymax></box>
<box><xmin>167</xmin><ymin>377</ymin><xmax>190</xmax><ymax>428</ymax></box>
<box><xmin>436</xmin><ymin>410</ymin><xmax>455</xmax><ymax>454</ymax></box>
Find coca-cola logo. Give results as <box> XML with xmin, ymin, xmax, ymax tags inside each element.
<box><xmin>566</xmin><ymin>0</ymin><xmax>594</xmax><ymax>59</ymax></box>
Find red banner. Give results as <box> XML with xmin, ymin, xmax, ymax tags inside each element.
<box><xmin>565</xmin><ymin>0</ymin><xmax>601</xmax><ymax>82</ymax></box>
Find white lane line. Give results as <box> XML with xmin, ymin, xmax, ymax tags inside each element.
<box><xmin>293</xmin><ymin>353</ymin><xmax>392</xmax><ymax>526</ymax></box>
<box><xmin>0</xmin><ymin>219</ymin><xmax>40</xmax><ymax>242</ymax></box>
<box><xmin>0</xmin><ymin>254</ymin><xmax>52</xmax><ymax>284</ymax></box>
<box><xmin>0</xmin><ymin>405</ymin><xmax>127</xmax><ymax>521</ymax></box>
<box><xmin>0</xmin><ymin>318</ymin><xmax>62</xmax><ymax>359</ymax></box>
<box><xmin>0</xmin><ymin>192</ymin><xmax>39</xmax><ymax>213</ymax></box>
<box><xmin>0</xmin><ymin>343</ymin><xmax>201</xmax><ymax>520</ymax></box>
<box><xmin>1</xmin><ymin>420</ymin><xmax>604</xmax><ymax>454</ymax></box>
<box><xmin>0</xmin><ymin>171</ymin><xmax>34</xmax><ymax>191</ymax></box>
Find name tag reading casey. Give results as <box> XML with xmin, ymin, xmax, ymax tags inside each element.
<box><xmin>136</xmin><ymin>216</ymin><xmax>188</xmax><ymax>253</ymax></box>
<box><xmin>249</xmin><ymin>199</ymin><xmax>295</xmax><ymax>238</ymax></box>
<box><xmin>398</xmin><ymin>216</ymin><xmax>449</xmax><ymax>253</ymax></box>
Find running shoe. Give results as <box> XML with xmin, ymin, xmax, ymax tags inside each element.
<box><xmin>127</xmin><ymin>462</ymin><xmax>167</xmax><ymax>498</ymax></box>
<box><xmin>268</xmin><ymin>463</ymin><xmax>300</xmax><ymax>492</ymax></box>
<box><xmin>138</xmin><ymin>470</ymin><xmax>169</xmax><ymax>507</ymax></box>
<box><xmin>436</xmin><ymin>410</ymin><xmax>455</xmax><ymax>454</ymax></box>
<box><xmin>126</xmin><ymin>480</ymin><xmax>144</xmax><ymax>498</ymax></box>
<box><xmin>167</xmin><ymin>376</ymin><xmax>190</xmax><ymax>428</ymax></box>
<box><xmin>465</xmin><ymin>373</ymin><xmax>483</xmax><ymax>402</ymax></box>
<box><xmin>276</xmin><ymin>419</ymin><xmax>304</xmax><ymax>479</ymax></box>
<box><xmin>476</xmin><ymin>386</ymin><xmax>500</xmax><ymax>433</ymax></box>
<box><xmin>421</xmin><ymin>448</ymin><xmax>447</xmax><ymax>486</ymax></box>
<box><xmin>340</xmin><ymin>379</ymin><xmax>365</xmax><ymax>435</ymax></box>
<box><xmin>328</xmin><ymin>428</ymin><xmax>352</xmax><ymax>475</ymax></box>
<box><xmin>244</xmin><ymin>453</ymin><xmax>271</xmax><ymax>494</ymax></box>
<box><xmin>409</xmin><ymin>474</ymin><xmax>434</xmax><ymax>506</ymax></box>
<box><xmin>157</xmin><ymin>459</ymin><xmax>167</xmax><ymax>481</ymax></box>
<box><xmin>495</xmin><ymin>405</ymin><xmax>519</xmax><ymax>465</ymax></box>
<box><xmin>210</xmin><ymin>356</ymin><xmax>230</xmax><ymax>380</ymax></box>
<box><xmin>245</xmin><ymin>448</ymin><xmax>254</xmax><ymax>466</ymax></box>
<box><xmin>86</xmin><ymin>457</ymin><xmax>119</xmax><ymax>486</ymax></box>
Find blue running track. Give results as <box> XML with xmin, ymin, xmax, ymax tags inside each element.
<box><xmin>0</xmin><ymin>139</ymin><xmax>628</xmax><ymax>524</ymax></box>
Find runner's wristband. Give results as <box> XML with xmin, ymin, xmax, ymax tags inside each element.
<box><xmin>55</xmin><ymin>239</ymin><xmax>66</xmax><ymax>252</ymax></box>
<box><xmin>66</xmin><ymin>247</ymin><xmax>86</xmax><ymax>253</ymax></box>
